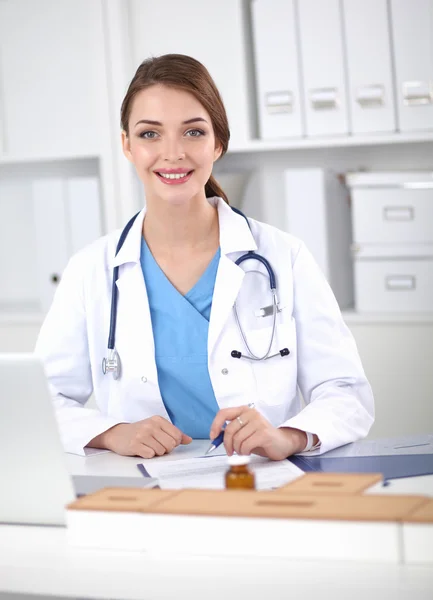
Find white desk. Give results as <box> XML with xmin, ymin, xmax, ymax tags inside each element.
<box><xmin>1</xmin><ymin>442</ymin><xmax>433</xmax><ymax>600</ymax></box>
<box><xmin>2</xmin><ymin>522</ymin><xmax>433</xmax><ymax>600</ymax></box>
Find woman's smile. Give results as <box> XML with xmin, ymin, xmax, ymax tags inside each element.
<box><xmin>154</xmin><ymin>168</ymin><xmax>194</xmax><ymax>185</ymax></box>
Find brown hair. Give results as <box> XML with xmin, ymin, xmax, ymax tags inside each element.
<box><xmin>121</xmin><ymin>54</ymin><xmax>230</xmax><ymax>203</ymax></box>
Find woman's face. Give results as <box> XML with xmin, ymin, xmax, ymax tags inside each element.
<box><xmin>122</xmin><ymin>84</ymin><xmax>222</xmax><ymax>207</ymax></box>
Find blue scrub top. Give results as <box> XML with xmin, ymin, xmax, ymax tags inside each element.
<box><xmin>140</xmin><ymin>237</ymin><xmax>221</xmax><ymax>438</ymax></box>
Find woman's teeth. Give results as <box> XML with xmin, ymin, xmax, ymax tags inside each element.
<box><xmin>158</xmin><ymin>172</ymin><xmax>189</xmax><ymax>180</ymax></box>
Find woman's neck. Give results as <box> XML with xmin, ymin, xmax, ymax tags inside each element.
<box><xmin>142</xmin><ymin>196</ymin><xmax>219</xmax><ymax>255</ymax></box>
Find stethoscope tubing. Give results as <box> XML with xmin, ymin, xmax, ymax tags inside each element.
<box><xmin>103</xmin><ymin>206</ymin><xmax>286</xmax><ymax>378</ymax></box>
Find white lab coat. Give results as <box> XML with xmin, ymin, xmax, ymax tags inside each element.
<box><xmin>35</xmin><ymin>197</ymin><xmax>374</xmax><ymax>456</ymax></box>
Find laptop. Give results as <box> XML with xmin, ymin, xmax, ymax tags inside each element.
<box><xmin>0</xmin><ymin>353</ymin><xmax>156</xmax><ymax>527</ymax></box>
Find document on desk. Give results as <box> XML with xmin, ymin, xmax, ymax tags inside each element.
<box><xmin>144</xmin><ymin>455</ymin><xmax>304</xmax><ymax>490</ymax></box>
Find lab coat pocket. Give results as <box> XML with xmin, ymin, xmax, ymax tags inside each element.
<box><xmin>107</xmin><ymin>372</ymin><xmax>169</xmax><ymax>423</ymax></box>
<box><xmin>249</xmin><ymin>319</ymin><xmax>297</xmax><ymax>407</ymax></box>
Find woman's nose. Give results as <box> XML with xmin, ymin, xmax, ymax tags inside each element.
<box><xmin>162</xmin><ymin>137</ymin><xmax>185</xmax><ymax>161</ymax></box>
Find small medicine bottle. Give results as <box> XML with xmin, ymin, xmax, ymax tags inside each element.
<box><xmin>225</xmin><ymin>455</ymin><xmax>256</xmax><ymax>490</ymax></box>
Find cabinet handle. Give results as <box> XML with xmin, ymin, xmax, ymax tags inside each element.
<box><xmin>50</xmin><ymin>273</ymin><xmax>61</xmax><ymax>285</ymax></box>
<box><xmin>310</xmin><ymin>87</ymin><xmax>339</xmax><ymax>110</ymax></box>
<box><xmin>265</xmin><ymin>91</ymin><xmax>293</xmax><ymax>114</ymax></box>
<box><xmin>356</xmin><ymin>84</ymin><xmax>385</xmax><ymax>108</ymax></box>
<box><xmin>385</xmin><ymin>275</ymin><xmax>416</xmax><ymax>291</ymax></box>
<box><xmin>383</xmin><ymin>206</ymin><xmax>414</xmax><ymax>221</ymax></box>
<box><xmin>402</xmin><ymin>81</ymin><xmax>433</xmax><ymax>106</ymax></box>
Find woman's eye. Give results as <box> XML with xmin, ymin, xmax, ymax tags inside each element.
<box><xmin>186</xmin><ymin>129</ymin><xmax>205</xmax><ymax>137</ymax></box>
<box><xmin>140</xmin><ymin>131</ymin><xmax>158</xmax><ymax>140</ymax></box>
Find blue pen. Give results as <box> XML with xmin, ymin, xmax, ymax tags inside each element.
<box><xmin>205</xmin><ymin>403</ymin><xmax>255</xmax><ymax>454</ymax></box>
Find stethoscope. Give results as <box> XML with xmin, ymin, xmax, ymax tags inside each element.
<box><xmin>102</xmin><ymin>207</ymin><xmax>289</xmax><ymax>380</ymax></box>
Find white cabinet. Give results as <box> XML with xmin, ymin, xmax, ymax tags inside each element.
<box><xmin>342</xmin><ymin>0</ymin><xmax>396</xmax><ymax>134</ymax></box>
<box><xmin>348</xmin><ymin>171</ymin><xmax>433</xmax><ymax>313</ymax></box>
<box><xmin>32</xmin><ymin>177</ymin><xmax>102</xmax><ymax>312</ymax></box>
<box><xmin>0</xmin><ymin>171</ymin><xmax>102</xmax><ymax>317</ymax></box>
<box><xmin>251</xmin><ymin>0</ymin><xmax>303</xmax><ymax>139</ymax></box>
<box><xmin>0</xmin><ymin>0</ymin><xmax>106</xmax><ymax>158</ymax></box>
<box><xmin>129</xmin><ymin>0</ymin><xmax>252</xmax><ymax>150</ymax></box>
<box><xmin>354</xmin><ymin>258</ymin><xmax>433</xmax><ymax>313</ymax></box>
<box><xmin>390</xmin><ymin>0</ymin><xmax>433</xmax><ymax>132</ymax></box>
<box><xmin>297</xmin><ymin>0</ymin><xmax>349</xmax><ymax>136</ymax></box>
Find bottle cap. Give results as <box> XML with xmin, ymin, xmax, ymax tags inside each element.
<box><xmin>227</xmin><ymin>454</ymin><xmax>251</xmax><ymax>466</ymax></box>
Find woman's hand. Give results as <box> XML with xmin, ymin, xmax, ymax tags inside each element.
<box><xmin>209</xmin><ymin>406</ymin><xmax>307</xmax><ymax>461</ymax></box>
<box><xmin>88</xmin><ymin>416</ymin><xmax>192</xmax><ymax>458</ymax></box>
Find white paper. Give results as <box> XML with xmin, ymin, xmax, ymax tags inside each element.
<box><xmin>145</xmin><ymin>454</ymin><xmax>303</xmax><ymax>490</ymax></box>
<box><xmin>141</xmin><ymin>439</ymin><xmax>227</xmax><ymax>466</ymax></box>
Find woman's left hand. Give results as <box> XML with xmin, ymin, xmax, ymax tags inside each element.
<box><xmin>209</xmin><ymin>406</ymin><xmax>307</xmax><ymax>461</ymax></box>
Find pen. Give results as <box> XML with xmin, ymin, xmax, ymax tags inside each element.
<box><xmin>205</xmin><ymin>402</ymin><xmax>255</xmax><ymax>454</ymax></box>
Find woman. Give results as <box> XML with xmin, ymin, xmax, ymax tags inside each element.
<box><xmin>35</xmin><ymin>54</ymin><xmax>374</xmax><ymax>459</ymax></box>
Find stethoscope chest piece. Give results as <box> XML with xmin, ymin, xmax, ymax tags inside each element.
<box><xmin>102</xmin><ymin>349</ymin><xmax>121</xmax><ymax>380</ymax></box>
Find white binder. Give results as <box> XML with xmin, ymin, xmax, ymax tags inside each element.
<box><xmin>32</xmin><ymin>179</ymin><xmax>70</xmax><ymax>314</ymax></box>
<box><xmin>32</xmin><ymin>176</ymin><xmax>102</xmax><ymax>313</ymax></box>
<box><xmin>66</xmin><ymin>177</ymin><xmax>102</xmax><ymax>255</ymax></box>
<box><xmin>251</xmin><ymin>0</ymin><xmax>303</xmax><ymax>139</ymax></box>
<box><xmin>283</xmin><ymin>168</ymin><xmax>353</xmax><ymax>310</ymax></box>
<box><xmin>390</xmin><ymin>0</ymin><xmax>433</xmax><ymax>132</ymax></box>
<box><xmin>297</xmin><ymin>0</ymin><xmax>349</xmax><ymax>137</ymax></box>
<box><xmin>342</xmin><ymin>0</ymin><xmax>396</xmax><ymax>134</ymax></box>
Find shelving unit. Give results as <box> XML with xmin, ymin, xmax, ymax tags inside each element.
<box><xmin>228</xmin><ymin>131</ymin><xmax>433</xmax><ymax>154</ymax></box>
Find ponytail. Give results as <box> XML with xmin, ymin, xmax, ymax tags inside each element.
<box><xmin>205</xmin><ymin>175</ymin><xmax>229</xmax><ymax>204</ymax></box>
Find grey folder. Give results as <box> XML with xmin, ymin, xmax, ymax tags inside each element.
<box><xmin>289</xmin><ymin>453</ymin><xmax>433</xmax><ymax>481</ymax></box>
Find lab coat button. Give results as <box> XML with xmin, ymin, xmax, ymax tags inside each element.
<box><xmin>221</xmin><ymin>368</ymin><xmax>229</xmax><ymax>375</ymax></box>
<box><xmin>141</xmin><ymin>376</ymin><xmax>147</xmax><ymax>383</ymax></box>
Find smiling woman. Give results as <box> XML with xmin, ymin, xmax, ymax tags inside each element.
<box><xmin>35</xmin><ymin>54</ymin><xmax>374</xmax><ymax>462</ymax></box>
<box><xmin>120</xmin><ymin>54</ymin><xmax>230</xmax><ymax>205</ymax></box>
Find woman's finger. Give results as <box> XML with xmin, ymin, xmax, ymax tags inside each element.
<box><xmin>154</xmin><ymin>416</ymin><xmax>184</xmax><ymax>446</ymax></box>
<box><xmin>239</xmin><ymin>431</ymin><xmax>264</xmax><ymax>457</ymax></box>
<box><xmin>152</xmin><ymin>429</ymin><xmax>179</xmax><ymax>453</ymax></box>
<box><xmin>147</xmin><ymin>435</ymin><xmax>169</xmax><ymax>457</ymax></box>
<box><xmin>209</xmin><ymin>405</ymin><xmax>251</xmax><ymax>440</ymax></box>
<box><xmin>223</xmin><ymin>411</ymin><xmax>256</xmax><ymax>455</ymax></box>
<box><xmin>135</xmin><ymin>443</ymin><xmax>156</xmax><ymax>459</ymax></box>
<box><xmin>232</xmin><ymin>421</ymin><xmax>257</xmax><ymax>456</ymax></box>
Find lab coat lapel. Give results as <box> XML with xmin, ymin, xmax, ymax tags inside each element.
<box><xmin>208</xmin><ymin>198</ymin><xmax>257</xmax><ymax>356</ymax></box>
<box><xmin>208</xmin><ymin>254</ymin><xmax>245</xmax><ymax>355</ymax></box>
<box><xmin>115</xmin><ymin>262</ymin><xmax>157</xmax><ymax>382</ymax></box>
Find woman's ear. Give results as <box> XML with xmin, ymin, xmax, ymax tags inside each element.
<box><xmin>213</xmin><ymin>143</ymin><xmax>223</xmax><ymax>162</ymax></box>
<box><xmin>121</xmin><ymin>130</ymin><xmax>133</xmax><ymax>162</ymax></box>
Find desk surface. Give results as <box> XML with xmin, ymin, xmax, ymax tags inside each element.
<box><xmin>2</xmin><ymin>438</ymin><xmax>433</xmax><ymax>600</ymax></box>
<box><xmin>1</xmin><ymin>523</ymin><xmax>433</xmax><ymax>600</ymax></box>
<box><xmin>65</xmin><ymin>439</ymin><xmax>433</xmax><ymax>498</ymax></box>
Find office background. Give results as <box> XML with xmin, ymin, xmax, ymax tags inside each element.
<box><xmin>0</xmin><ymin>0</ymin><xmax>432</xmax><ymax>442</ymax></box>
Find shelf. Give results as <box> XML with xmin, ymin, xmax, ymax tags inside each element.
<box><xmin>0</xmin><ymin>302</ymin><xmax>44</xmax><ymax>325</ymax></box>
<box><xmin>0</xmin><ymin>313</ymin><xmax>44</xmax><ymax>325</ymax></box>
<box><xmin>342</xmin><ymin>310</ymin><xmax>433</xmax><ymax>325</ymax></box>
<box><xmin>0</xmin><ymin>151</ymin><xmax>100</xmax><ymax>165</ymax></box>
<box><xmin>228</xmin><ymin>131</ymin><xmax>433</xmax><ymax>154</ymax></box>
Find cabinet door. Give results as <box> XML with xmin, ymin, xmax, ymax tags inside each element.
<box><xmin>297</xmin><ymin>0</ymin><xmax>349</xmax><ymax>136</ymax></box>
<box><xmin>251</xmin><ymin>0</ymin><xmax>303</xmax><ymax>139</ymax></box>
<box><xmin>32</xmin><ymin>176</ymin><xmax>102</xmax><ymax>313</ymax></box>
<box><xmin>343</xmin><ymin>0</ymin><xmax>396</xmax><ymax>134</ymax></box>
<box><xmin>129</xmin><ymin>0</ymin><xmax>252</xmax><ymax>149</ymax></box>
<box><xmin>390</xmin><ymin>0</ymin><xmax>433</xmax><ymax>131</ymax></box>
<box><xmin>0</xmin><ymin>0</ymin><xmax>105</xmax><ymax>158</ymax></box>
<box><xmin>32</xmin><ymin>180</ymin><xmax>71</xmax><ymax>313</ymax></box>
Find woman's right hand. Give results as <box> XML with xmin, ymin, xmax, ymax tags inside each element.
<box><xmin>89</xmin><ymin>416</ymin><xmax>192</xmax><ymax>458</ymax></box>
